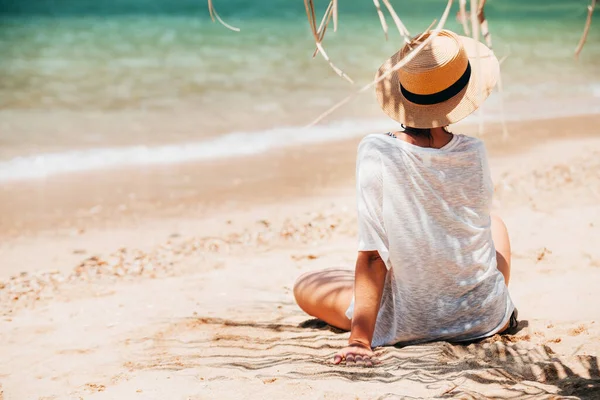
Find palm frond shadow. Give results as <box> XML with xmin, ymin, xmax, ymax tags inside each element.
<box><xmin>132</xmin><ymin>315</ymin><xmax>599</xmax><ymax>399</ymax></box>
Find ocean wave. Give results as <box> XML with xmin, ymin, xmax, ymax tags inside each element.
<box><xmin>0</xmin><ymin>119</ymin><xmax>397</xmax><ymax>182</ymax></box>
<box><xmin>2</xmin><ymin>99</ymin><xmax>600</xmax><ymax>183</ymax></box>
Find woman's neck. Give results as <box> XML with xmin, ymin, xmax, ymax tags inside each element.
<box><xmin>393</xmin><ymin>127</ymin><xmax>453</xmax><ymax>149</ymax></box>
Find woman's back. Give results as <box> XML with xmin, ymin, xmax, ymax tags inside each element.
<box><xmin>351</xmin><ymin>133</ymin><xmax>513</xmax><ymax>346</ymax></box>
<box><xmin>294</xmin><ymin>29</ymin><xmax>515</xmax><ymax>365</ymax></box>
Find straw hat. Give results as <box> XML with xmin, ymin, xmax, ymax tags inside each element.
<box><xmin>375</xmin><ymin>29</ymin><xmax>499</xmax><ymax>129</ymax></box>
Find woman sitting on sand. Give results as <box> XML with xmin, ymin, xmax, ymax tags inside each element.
<box><xmin>294</xmin><ymin>29</ymin><xmax>516</xmax><ymax>367</ymax></box>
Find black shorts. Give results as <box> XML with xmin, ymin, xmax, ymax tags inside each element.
<box><xmin>508</xmin><ymin>308</ymin><xmax>519</xmax><ymax>330</ymax></box>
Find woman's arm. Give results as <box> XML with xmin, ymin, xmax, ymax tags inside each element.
<box><xmin>336</xmin><ymin>136</ymin><xmax>388</xmax><ymax>366</ymax></box>
<box><xmin>349</xmin><ymin>250</ymin><xmax>387</xmax><ymax>346</ymax></box>
<box><xmin>333</xmin><ymin>250</ymin><xmax>387</xmax><ymax>366</ymax></box>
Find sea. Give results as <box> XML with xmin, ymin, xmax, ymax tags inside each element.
<box><xmin>1</xmin><ymin>0</ymin><xmax>599</xmax><ymax>181</ymax></box>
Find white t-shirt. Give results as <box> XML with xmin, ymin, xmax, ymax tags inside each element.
<box><xmin>346</xmin><ymin>133</ymin><xmax>514</xmax><ymax>347</ymax></box>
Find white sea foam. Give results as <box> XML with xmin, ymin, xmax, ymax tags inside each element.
<box><xmin>0</xmin><ymin>119</ymin><xmax>396</xmax><ymax>183</ymax></box>
<box><xmin>2</xmin><ymin>99</ymin><xmax>599</xmax><ymax>183</ymax></box>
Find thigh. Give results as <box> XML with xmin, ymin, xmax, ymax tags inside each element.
<box><xmin>491</xmin><ymin>214</ymin><xmax>511</xmax><ymax>285</ymax></box>
<box><xmin>491</xmin><ymin>214</ymin><xmax>514</xmax><ymax>332</ymax></box>
<box><xmin>293</xmin><ymin>268</ymin><xmax>354</xmax><ymax>331</ymax></box>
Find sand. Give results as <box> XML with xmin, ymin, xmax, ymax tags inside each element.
<box><xmin>1</xmin><ymin>115</ymin><xmax>600</xmax><ymax>399</ymax></box>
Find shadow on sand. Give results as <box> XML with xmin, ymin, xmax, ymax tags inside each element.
<box><xmin>130</xmin><ymin>315</ymin><xmax>599</xmax><ymax>399</ymax></box>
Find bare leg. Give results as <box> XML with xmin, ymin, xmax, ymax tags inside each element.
<box><xmin>491</xmin><ymin>214</ymin><xmax>511</xmax><ymax>285</ymax></box>
<box><xmin>293</xmin><ymin>268</ymin><xmax>354</xmax><ymax>331</ymax></box>
<box><xmin>491</xmin><ymin>214</ymin><xmax>515</xmax><ymax>332</ymax></box>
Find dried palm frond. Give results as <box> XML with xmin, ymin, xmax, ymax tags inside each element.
<box><xmin>496</xmin><ymin>72</ymin><xmax>509</xmax><ymax>139</ymax></box>
<box><xmin>497</xmin><ymin>47</ymin><xmax>511</xmax><ymax>139</ymax></box>
<box><xmin>415</xmin><ymin>19</ymin><xmax>438</xmax><ymax>42</ymax></box>
<box><xmin>373</xmin><ymin>0</ymin><xmax>390</xmax><ymax>40</ymax></box>
<box><xmin>308</xmin><ymin>0</ymin><xmax>455</xmax><ymax>126</ymax></box>
<box><xmin>458</xmin><ymin>0</ymin><xmax>471</xmax><ymax>36</ymax></box>
<box><xmin>207</xmin><ymin>0</ymin><xmax>240</xmax><ymax>32</ymax></box>
<box><xmin>313</xmin><ymin>0</ymin><xmax>335</xmax><ymax>57</ymax></box>
<box><xmin>469</xmin><ymin>0</ymin><xmax>485</xmax><ymax>135</ymax></box>
<box><xmin>469</xmin><ymin>0</ymin><xmax>480</xmax><ymax>52</ymax></box>
<box><xmin>467</xmin><ymin>0</ymin><xmax>504</xmax><ymax>136</ymax></box>
<box><xmin>478</xmin><ymin>0</ymin><xmax>492</xmax><ymax>49</ymax></box>
<box><xmin>405</xmin><ymin>18</ymin><xmax>436</xmax><ymax>51</ymax></box>
<box><xmin>381</xmin><ymin>0</ymin><xmax>411</xmax><ymax>43</ymax></box>
<box><xmin>304</xmin><ymin>0</ymin><xmax>354</xmax><ymax>83</ymax></box>
<box><xmin>575</xmin><ymin>0</ymin><xmax>597</xmax><ymax>59</ymax></box>
<box><xmin>332</xmin><ymin>0</ymin><xmax>339</xmax><ymax>32</ymax></box>
<box><xmin>458</xmin><ymin>0</ymin><xmax>491</xmax><ymax>48</ymax></box>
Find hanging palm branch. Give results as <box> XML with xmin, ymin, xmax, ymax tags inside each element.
<box><xmin>373</xmin><ymin>0</ymin><xmax>390</xmax><ymax>40</ymax></box>
<box><xmin>205</xmin><ymin>0</ymin><xmax>413</xmax><ymax>82</ymax></box>
<box><xmin>207</xmin><ymin>0</ymin><xmax>240</xmax><ymax>32</ymax></box>
<box><xmin>458</xmin><ymin>0</ymin><xmax>471</xmax><ymax>36</ymax></box>
<box><xmin>478</xmin><ymin>0</ymin><xmax>492</xmax><ymax>49</ymax></box>
<box><xmin>332</xmin><ymin>0</ymin><xmax>339</xmax><ymax>31</ymax></box>
<box><xmin>205</xmin><ymin>0</ymin><xmax>592</xmax><ymax>133</ymax></box>
<box><xmin>308</xmin><ymin>0</ymin><xmax>455</xmax><ymax>126</ymax></box>
<box><xmin>382</xmin><ymin>0</ymin><xmax>411</xmax><ymax>43</ymax></box>
<box><xmin>206</xmin><ymin>0</ymin><xmax>595</xmax><ymax>63</ymax></box>
<box><xmin>457</xmin><ymin>0</ymin><xmax>491</xmax><ymax>48</ymax></box>
<box><xmin>304</xmin><ymin>0</ymin><xmax>354</xmax><ymax>83</ymax></box>
<box><xmin>575</xmin><ymin>0</ymin><xmax>597</xmax><ymax>59</ymax></box>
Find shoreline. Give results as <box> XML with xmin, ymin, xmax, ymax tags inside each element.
<box><xmin>2</xmin><ymin>106</ymin><xmax>600</xmax><ymax>181</ymax></box>
<box><xmin>2</xmin><ymin>113</ymin><xmax>600</xmax><ymax>239</ymax></box>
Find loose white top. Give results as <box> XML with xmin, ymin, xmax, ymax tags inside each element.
<box><xmin>346</xmin><ymin>133</ymin><xmax>514</xmax><ymax>347</ymax></box>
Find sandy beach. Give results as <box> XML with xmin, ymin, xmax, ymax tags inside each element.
<box><xmin>1</xmin><ymin>114</ymin><xmax>599</xmax><ymax>399</ymax></box>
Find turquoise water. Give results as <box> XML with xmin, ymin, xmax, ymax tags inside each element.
<box><xmin>0</xmin><ymin>0</ymin><xmax>599</xmax><ymax>180</ymax></box>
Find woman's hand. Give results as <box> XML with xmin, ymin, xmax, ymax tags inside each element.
<box><xmin>333</xmin><ymin>342</ymin><xmax>375</xmax><ymax>367</ymax></box>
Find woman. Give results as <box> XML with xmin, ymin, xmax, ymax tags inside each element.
<box><xmin>293</xmin><ymin>30</ymin><xmax>516</xmax><ymax>367</ymax></box>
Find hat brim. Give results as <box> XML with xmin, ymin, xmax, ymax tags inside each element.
<box><xmin>375</xmin><ymin>35</ymin><xmax>500</xmax><ymax>129</ymax></box>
